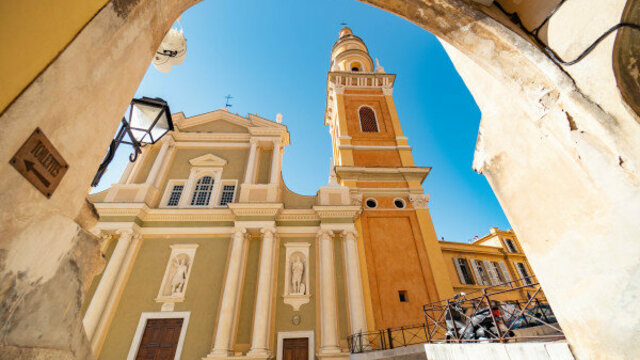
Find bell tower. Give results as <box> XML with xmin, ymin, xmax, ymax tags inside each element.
<box><xmin>324</xmin><ymin>28</ymin><xmax>454</xmax><ymax>330</ymax></box>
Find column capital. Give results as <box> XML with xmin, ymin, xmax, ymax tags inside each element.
<box><xmin>233</xmin><ymin>226</ymin><xmax>247</xmax><ymax>236</ymax></box>
<box><xmin>162</xmin><ymin>135</ymin><xmax>176</xmax><ymax>147</ymax></box>
<box><xmin>115</xmin><ymin>229</ymin><xmax>136</xmax><ymax>239</ymax></box>
<box><xmin>343</xmin><ymin>229</ymin><xmax>358</xmax><ymax>241</ymax></box>
<box><xmin>249</xmin><ymin>137</ymin><xmax>260</xmax><ymax>145</ymax></box>
<box><xmin>317</xmin><ymin>229</ymin><xmax>334</xmax><ymax>239</ymax></box>
<box><xmin>260</xmin><ymin>226</ymin><xmax>277</xmax><ymax>237</ymax></box>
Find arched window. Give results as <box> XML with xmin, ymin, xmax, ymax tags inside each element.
<box><xmin>191</xmin><ymin>176</ymin><xmax>214</xmax><ymax>206</ymax></box>
<box><xmin>359</xmin><ymin>106</ymin><xmax>379</xmax><ymax>132</ymax></box>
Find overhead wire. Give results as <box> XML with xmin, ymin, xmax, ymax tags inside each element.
<box><xmin>493</xmin><ymin>0</ymin><xmax>640</xmax><ymax>66</ymax></box>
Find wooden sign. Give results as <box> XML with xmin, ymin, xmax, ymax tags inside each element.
<box><xmin>10</xmin><ymin>128</ymin><xmax>69</xmax><ymax>198</ymax></box>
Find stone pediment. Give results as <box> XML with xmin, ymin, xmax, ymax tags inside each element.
<box><xmin>175</xmin><ymin>109</ymin><xmax>285</xmax><ymax>132</ymax></box>
<box><xmin>189</xmin><ymin>153</ymin><xmax>227</xmax><ymax>167</ymax></box>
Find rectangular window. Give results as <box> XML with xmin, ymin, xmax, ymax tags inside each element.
<box><xmin>504</xmin><ymin>238</ymin><xmax>518</xmax><ymax>253</ymax></box>
<box><xmin>453</xmin><ymin>258</ymin><xmax>475</xmax><ymax>285</ymax></box>
<box><xmin>398</xmin><ymin>290</ymin><xmax>409</xmax><ymax>302</ymax></box>
<box><xmin>516</xmin><ymin>262</ymin><xmax>533</xmax><ymax>285</ymax></box>
<box><xmin>219</xmin><ymin>184</ymin><xmax>236</xmax><ymax>206</ymax></box>
<box><xmin>167</xmin><ymin>185</ymin><xmax>184</xmax><ymax>207</ymax></box>
<box><xmin>471</xmin><ymin>259</ymin><xmax>490</xmax><ymax>286</ymax></box>
<box><xmin>491</xmin><ymin>262</ymin><xmax>505</xmax><ymax>283</ymax></box>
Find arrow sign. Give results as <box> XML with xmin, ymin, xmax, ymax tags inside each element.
<box><xmin>10</xmin><ymin>128</ymin><xmax>68</xmax><ymax>198</ymax></box>
<box><xmin>24</xmin><ymin>160</ymin><xmax>51</xmax><ymax>188</ymax></box>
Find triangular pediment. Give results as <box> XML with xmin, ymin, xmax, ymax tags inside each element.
<box><xmin>175</xmin><ymin>109</ymin><xmax>285</xmax><ymax>132</ymax></box>
<box><xmin>189</xmin><ymin>153</ymin><xmax>227</xmax><ymax>167</ymax></box>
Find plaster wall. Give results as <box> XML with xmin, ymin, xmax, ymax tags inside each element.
<box><xmin>274</xmin><ymin>237</ymin><xmax>316</xmax><ymax>350</ymax></box>
<box><xmin>98</xmin><ymin>236</ymin><xmax>229</xmax><ymax>360</ymax></box>
<box><xmin>441</xmin><ymin>34</ymin><xmax>640</xmax><ymax>359</ymax></box>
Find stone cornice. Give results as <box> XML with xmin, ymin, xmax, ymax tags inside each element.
<box><xmin>335</xmin><ymin>166</ymin><xmax>431</xmax><ymax>183</ymax></box>
<box><xmin>227</xmin><ymin>203</ymin><xmax>284</xmax><ymax>218</ymax></box>
<box><xmin>276</xmin><ymin>209</ymin><xmax>320</xmax><ymax>222</ymax></box>
<box><xmin>312</xmin><ymin>205</ymin><xmax>362</xmax><ymax>220</ymax></box>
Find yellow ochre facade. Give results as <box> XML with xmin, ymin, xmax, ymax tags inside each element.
<box><xmin>85</xmin><ymin>28</ymin><xmax>540</xmax><ymax>360</ymax></box>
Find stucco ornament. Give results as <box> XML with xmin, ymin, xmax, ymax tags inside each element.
<box><xmin>171</xmin><ymin>256</ymin><xmax>189</xmax><ymax>295</ymax></box>
<box><xmin>283</xmin><ymin>242</ymin><xmax>311</xmax><ymax>311</ymax></box>
<box><xmin>290</xmin><ymin>255</ymin><xmax>306</xmax><ymax>295</ymax></box>
<box><xmin>408</xmin><ymin>194</ymin><xmax>430</xmax><ymax>209</ymax></box>
<box><xmin>156</xmin><ymin>244</ymin><xmax>198</xmax><ymax>310</ymax></box>
<box><xmin>351</xmin><ymin>193</ymin><xmax>363</xmax><ymax>206</ymax></box>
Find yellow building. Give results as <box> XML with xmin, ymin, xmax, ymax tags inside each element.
<box><xmin>84</xmin><ymin>28</ymin><xmax>540</xmax><ymax>360</ymax></box>
<box><xmin>439</xmin><ymin>227</ymin><xmax>540</xmax><ymax>302</ymax></box>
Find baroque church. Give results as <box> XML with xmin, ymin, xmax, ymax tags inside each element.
<box><xmin>85</xmin><ymin>28</ymin><xmax>535</xmax><ymax>360</ymax></box>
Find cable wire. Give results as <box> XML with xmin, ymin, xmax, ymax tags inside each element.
<box><xmin>494</xmin><ymin>1</ymin><xmax>640</xmax><ymax>66</ymax></box>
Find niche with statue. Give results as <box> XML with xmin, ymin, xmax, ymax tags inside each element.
<box><xmin>283</xmin><ymin>242</ymin><xmax>311</xmax><ymax>311</ymax></box>
<box><xmin>156</xmin><ymin>244</ymin><xmax>199</xmax><ymax>310</ymax></box>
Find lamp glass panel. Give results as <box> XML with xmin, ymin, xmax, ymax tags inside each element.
<box><xmin>149</xmin><ymin>111</ymin><xmax>170</xmax><ymax>143</ymax></box>
<box><xmin>130</xmin><ymin>102</ymin><xmax>163</xmax><ymax>143</ymax></box>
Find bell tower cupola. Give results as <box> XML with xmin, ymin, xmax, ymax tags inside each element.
<box><xmin>331</xmin><ymin>27</ymin><xmax>374</xmax><ymax>73</ymax></box>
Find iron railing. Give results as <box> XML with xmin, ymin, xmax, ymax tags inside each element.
<box><xmin>347</xmin><ymin>276</ymin><xmax>564</xmax><ymax>353</ymax></box>
<box><xmin>423</xmin><ymin>275</ymin><xmax>563</xmax><ymax>344</ymax></box>
<box><xmin>347</xmin><ymin>324</ymin><xmax>430</xmax><ymax>353</ymax></box>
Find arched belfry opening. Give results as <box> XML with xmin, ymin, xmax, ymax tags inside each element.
<box><xmin>0</xmin><ymin>1</ymin><xmax>639</xmax><ymax>360</ymax></box>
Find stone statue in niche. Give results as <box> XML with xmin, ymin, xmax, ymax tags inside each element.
<box><xmin>290</xmin><ymin>255</ymin><xmax>306</xmax><ymax>295</ymax></box>
<box><xmin>163</xmin><ymin>254</ymin><xmax>190</xmax><ymax>297</ymax></box>
<box><xmin>171</xmin><ymin>257</ymin><xmax>189</xmax><ymax>295</ymax></box>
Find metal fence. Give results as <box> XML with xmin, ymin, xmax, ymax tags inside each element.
<box><xmin>347</xmin><ymin>324</ymin><xmax>430</xmax><ymax>353</ymax></box>
<box><xmin>422</xmin><ymin>275</ymin><xmax>563</xmax><ymax>344</ymax></box>
<box><xmin>347</xmin><ymin>276</ymin><xmax>564</xmax><ymax>353</ymax></box>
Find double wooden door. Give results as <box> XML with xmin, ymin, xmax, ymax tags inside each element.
<box><xmin>135</xmin><ymin>318</ymin><xmax>183</xmax><ymax>360</ymax></box>
<box><xmin>283</xmin><ymin>338</ymin><xmax>308</xmax><ymax>360</ymax></box>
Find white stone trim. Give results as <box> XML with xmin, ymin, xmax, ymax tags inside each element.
<box><xmin>126</xmin><ymin>311</ymin><xmax>190</xmax><ymax>360</ymax></box>
<box><xmin>357</xmin><ymin>104</ymin><xmax>380</xmax><ymax>133</ymax></box>
<box><xmin>179</xmin><ymin>167</ymin><xmax>223</xmax><ymax>208</ymax></box>
<box><xmin>215</xmin><ymin>179</ymin><xmax>239</xmax><ymax>206</ymax></box>
<box><xmin>276</xmin><ymin>331</ymin><xmax>314</xmax><ymax>360</ymax></box>
<box><xmin>156</xmin><ymin>244</ymin><xmax>199</xmax><ymax>304</ymax></box>
<box><xmin>160</xmin><ymin>179</ymin><xmax>187</xmax><ymax>208</ymax></box>
<box><xmin>283</xmin><ymin>242</ymin><xmax>311</xmax><ymax>311</ymax></box>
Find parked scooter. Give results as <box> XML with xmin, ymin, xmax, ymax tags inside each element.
<box><xmin>445</xmin><ymin>294</ymin><xmax>511</xmax><ymax>342</ymax></box>
<box><xmin>444</xmin><ymin>293</ymin><xmax>474</xmax><ymax>341</ymax></box>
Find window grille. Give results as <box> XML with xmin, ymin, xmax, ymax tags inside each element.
<box><xmin>359</xmin><ymin>106</ymin><xmax>379</xmax><ymax>132</ymax></box>
<box><xmin>167</xmin><ymin>185</ymin><xmax>184</xmax><ymax>206</ymax></box>
<box><xmin>191</xmin><ymin>176</ymin><xmax>213</xmax><ymax>206</ymax></box>
<box><xmin>219</xmin><ymin>184</ymin><xmax>236</xmax><ymax>206</ymax></box>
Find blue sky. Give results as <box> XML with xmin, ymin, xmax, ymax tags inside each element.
<box><xmin>93</xmin><ymin>0</ymin><xmax>511</xmax><ymax>242</ymax></box>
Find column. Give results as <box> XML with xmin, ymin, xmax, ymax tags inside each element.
<box><xmin>243</xmin><ymin>139</ymin><xmax>259</xmax><ymax>184</ymax></box>
<box><xmin>343</xmin><ymin>229</ymin><xmax>368</xmax><ymax>335</ymax></box>
<box><xmin>269</xmin><ymin>139</ymin><xmax>282</xmax><ymax>185</ymax></box>
<box><xmin>145</xmin><ymin>138</ymin><xmax>172</xmax><ymax>186</ymax></box>
<box><xmin>247</xmin><ymin>227</ymin><xmax>277</xmax><ymax>357</ymax></box>
<box><xmin>317</xmin><ymin>229</ymin><xmax>341</xmax><ymax>354</ymax></box>
<box><xmin>152</xmin><ymin>137</ymin><xmax>176</xmax><ymax>189</ymax></box>
<box><xmin>210</xmin><ymin>226</ymin><xmax>247</xmax><ymax>357</ymax></box>
<box><xmin>118</xmin><ymin>161</ymin><xmax>135</xmax><ymax>184</ymax></box>
<box><xmin>83</xmin><ymin>229</ymin><xmax>135</xmax><ymax>340</ymax></box>
<box><xmin>124</xmin><ymin>146</ymin><xmax>149</xmax><ymax>184</ymax></box>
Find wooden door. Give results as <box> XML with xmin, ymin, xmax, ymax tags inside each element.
<box><xmin>283</xmin><ymin>338</ymin><xmax>308</xmax><ymax>360</ymax></box>
<box><xmin>135</xmin><ymin>318</ymin><xmax>183</xmax><ymax>360</ymax></box>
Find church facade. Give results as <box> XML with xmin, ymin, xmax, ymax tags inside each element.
<box><xmin>84</xmin><ymin>28</ymin><xmax>535</xmax><ymax>360</ymax></box>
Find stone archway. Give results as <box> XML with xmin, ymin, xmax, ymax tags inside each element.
<box><xmin>0</xmin><ymin>1</ymin><xmax>638</xmax><ymax>359</ymax></box>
